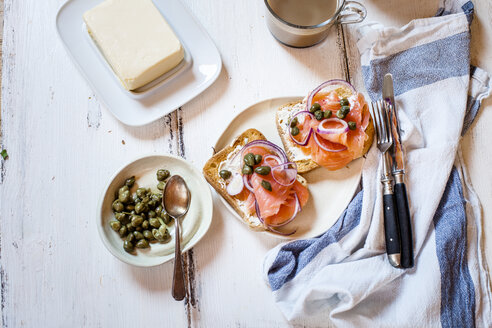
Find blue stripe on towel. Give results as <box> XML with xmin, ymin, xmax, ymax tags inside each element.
<box><xmin>362</xmin><ymin>32</ymin><xmax>470</xmax><ymax>101</ymax></box>
<box><xmin>433</xmin><ymin>167</ymin><xmax>476</xmax><ymax>328</ymax></box>
<box><xmin>268</xmin><ymin>191</ymin><xmax>363</xmax><ymax>291</ymax></box>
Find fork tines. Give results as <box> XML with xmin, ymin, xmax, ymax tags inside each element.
<box><xmin>370</xmin><ymin>100</ymin><xmax>393</xmax><ymax>153</ymax></box>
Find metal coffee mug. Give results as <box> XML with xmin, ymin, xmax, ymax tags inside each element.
<box><xmin>264</xmin><ymin>0</ymin><xmax>367</xmax><ymax>48</ymax></box>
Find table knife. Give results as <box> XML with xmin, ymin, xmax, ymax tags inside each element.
<box><xmin>383</xmin><ymin>73</ymin><xmax>414</xmax><ymax>268</ymax></box>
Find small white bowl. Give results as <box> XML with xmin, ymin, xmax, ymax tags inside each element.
<box><xmin>97</xmin><ymin>154</ymin><xmax>213</xmax><ymax>267</ymax></box>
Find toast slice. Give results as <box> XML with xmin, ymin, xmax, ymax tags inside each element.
<box><xmin>276</xmin><ymin>100</ymin><xmax>374</xmax><ymax>174</ymax></box>
<box><xmin>203</xmin><ymin>128</ymin><xmax>307</xmax><ymax>231</ymax></box>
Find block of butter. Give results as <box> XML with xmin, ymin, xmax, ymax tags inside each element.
<box><xmin>83</xmin><ymin>0</ymin><xmax>184</xmax><ymax>91</ymax></box>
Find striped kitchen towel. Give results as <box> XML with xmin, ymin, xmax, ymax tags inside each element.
<box><xmin>263</xmin><ymin>1</ymin><xmax>492</xmax><ymax>326</ymax></box>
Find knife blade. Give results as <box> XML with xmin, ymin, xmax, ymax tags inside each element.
<box><xmin>383</xmin><ymin>73</ymin><xmax>414</xmax><ymax>269</ymax></box>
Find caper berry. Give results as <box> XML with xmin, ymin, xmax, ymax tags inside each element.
<box><xmin>135</xmin><ymin>202</ymin><xmax>145</xmax><ymax>214</ymax></box>
<box><xmin>146</xmin><ymin>210</ymin><xmax>155</xmax><ymax>218</ymax></box>
<box><xmin>340</xmin><ymin>98</ymin><xmax>349</xmax><ymax>107</ymax></box>
<box><xmin>133</xmin><ymin>231</ymin><xmax>144</xmax><ymax>240</ymax></box>
<box><xmin>123</xmin><ymin>240</ymin><xmax>134</xmax><ymax>253</ymax></box>
<box><xmin>124</xmin><ymin>176</ymin><xmax>135</xmax><ymax>188</ymax></box>
<box><xmin>324</xmin><ymin>110</ymin><xmax>332</xmax><ymax>119</ymax></box>
<box><xmin>155</xmin><ymin>205</ymin><xmax>163</xmax><ymax>216</ymax></box>
<box><xmin>119</xmin><ymin>226</ymin><xmax>128</xmax><ymax>237</ymax></box>
<box><xmin>315</xmin><ymin>110</ymin><xmax>324</xmax><ymax>121</ymax></box>
<box><xmin>125</xmin><ymin>204</ymin><xmax>135</xmax><ymax>212</ymax></box>
<box><xmin>348</xmin><ymin>121</ymin><xmax>356</xmax><ymax>130</ymax></box>
<box><xmin>341</xmin><ymin>105</ymin><xmax>350</xmax><ymax>115</ymax></box>
<box><xmin>158</xmin><ymin>226</ymin><xmax>170</xmax><ymax>241</ymax></box>
<box><xmin>161</xmin><ymin>212</ymin><xmax>171</xmax><ymax>225</ymax></box>
<box><xmin>152</xmin><ymin>228</ymin><xmax>165</xmax><ymax>242</ymax></box>
<box><xmin>118</xmin><ymin>190</ymin><xmax>131</xmax><ymax>204</ymax></box>
<box><xmin>219</xmin><ymin>170</ymin><xmax>232</xmax><ymax>180</ymax></box>
<box><xmin>115</xmin><ymin>212</ymin><xmax>126</xmax><ymax>222</ymax></box>
<box><xmin>136</xmin><ymin>188</ymin><xmax>147</xmax><ymax>199</ymax></box>
<box><xmin>136</xmin><ymin>239</ymin><xmax>149</xmax><ymax>249</ymax></box>
<box><xmin>254</xmin><ymin>154</ymin><xmax>263</xmax><ymax>165</ymax></box>
<box><xmin>112</xmin><ymin>200</ymin><xmax>124</xmax><ymax>212</ymax></box>
<box><xmin>131</xmin><ymin>215</ymin><xmax>143</xmax><ymax>227</ymax></box>
<box><xmin>126</xmin><ymin>223</ymin><xmax>135</xmax><ymax>232</ymax></box>
<box><xmin>242</xmin><ymin>164</ymin><xmax>253</xmax><ymax>175</ymax></box>
<box><xmin>336</xmin><ymin>109</ymin><xmax>347</xmax><ymax>119</ymax></box>
<box><xmin>244</xmin><ymin>153</ymin><xmax>255</xmax><ymax>167</ymax></box>
<box><xmin>151</xmin><ymin>193</ymin><xmax>161</xmax><ymax>202</ymax></box>
<box><xmin>156</xmin><ymin>169</ymin><xmax>170</xmax><ymax>181</ymax></box>
<box><xmin>310</xmin><ymin>102</ymin><xmax>321</xmax><ymax>113</ymax></box>
<box><xmin>109</xmin><ymin>221</ymin><xmax>121</xmax><ymax>231</ymax></box>
<box><xmin>149</xmin><ymin>218</ymin><xmax>161</xmax><ymax>228</ymax></box>
<box><xmin>143</xmin><ymin>230</ymin><xmax>154</xmax><ymax>240</ymax></box>
<box><xmin>136</xmin><ymin>226</ymin><xmax>142</xmax><ymax>232</ymax></box>
<box><xmin>290</xmin><ymin>117</ymin><xmax>298</xmax><ymax>127</ymax></box>
<box><xmin>290</xmin><ymin>126</ymin><xmax>300</xmax><ymax>136</ymax></box>
<box><xmin>126</xmin><ymin>233</ymin><xmax>135</xmax><ymax>243</ymax></box>
<box><xmin>261</xmin><ymin>180</ymin><xmax>272</xmax><ymax>192</ymax></box>
<box><xmin>142</xmin><ymin>220</ymin><xmax>150</xmax><ymax>230</ymax></box>
<box><xmin>254</xmin><ymin>166</ymin><xmax>271</xmax><ymax>176</ymax></box>
<box><xmin>157</xmin><ymin>182</ymin><xmax>165</xmax><ymax>191</ymax></box>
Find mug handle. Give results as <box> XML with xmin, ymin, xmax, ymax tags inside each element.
<box><xmin>338</xmin><ymin>1</ymin><xmax>367</xmax><ymax>24</ymax></box>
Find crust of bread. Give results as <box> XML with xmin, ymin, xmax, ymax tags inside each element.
<box><xmin>202</xmin><ymin>128</ymin><xmax>307</xmax><ymax>231</ymax></box>
<box><xmin>276</xmin><ymin>100</ymin><xmax>374</xmax><ymax>174</ymax></box>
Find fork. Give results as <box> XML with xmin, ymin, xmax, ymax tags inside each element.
<box><xmin>370</xmin><ymin>100</ymin><xmax>401</xmax><ymax>268</ymax></box>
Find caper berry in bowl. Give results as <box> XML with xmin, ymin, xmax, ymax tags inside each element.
<box><xmin>98</xmin><ymin>155</ymin><xmax>213</xmax><ymax>267</ymax></box>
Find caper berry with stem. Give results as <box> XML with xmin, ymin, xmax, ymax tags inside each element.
<box><xmin>291</xmin><ymin>126</ymin><xmax>300</xmax><ymax>136</ymax></box>
<box><xmin>156</xmin><ymin>169</ymin><xmax>170</xmax><ymax>181</ymax></box>
<box><xmin>219</xmin><ymin>170</ymin><xmax>232</xmax><ymax>179</ymax></box>
<box><xmin>254</xmin><ymin>166</ymin><xmax>271</xmax><ymax>176</ymax></box>
<box><xmin>244</xmin><ymin>153</ymin><xmax>255</xmax><ymax>167</ymax></box>
<box><xmin>109</xmin><ymin>221</ymin><xmax>121</xmax><ymax>231</ymax></box>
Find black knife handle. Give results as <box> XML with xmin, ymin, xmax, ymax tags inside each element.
<box><xmin>394</xmin><ymin>182</ymin><xmax>414</xmax><ymax>268</ymax></box>
<box><xmin>383</xmin><ymin>193</ymin><xmax>401</xmax><ymax>265</ymax></box>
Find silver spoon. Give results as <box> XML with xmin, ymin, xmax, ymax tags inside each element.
<box><xmin>162</xmin><ymin>175</ymin><xmax>191</xmax><ymax>301</ymax></box>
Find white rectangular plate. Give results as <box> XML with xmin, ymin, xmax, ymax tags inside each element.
<box><xmin>56</xmin><ymin>0</ymin><xmax>222</xmax><ymax>126</ymax></box>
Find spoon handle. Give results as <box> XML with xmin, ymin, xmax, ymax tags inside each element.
<box><xmin>172</xmin><ymin>217</ymin><xmax>186</xmax><ymax>301</ymax></box>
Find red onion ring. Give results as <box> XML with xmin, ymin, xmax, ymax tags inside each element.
<box><xmin>243</xmin><ymin>174</ymin><xmax>254</xmax><ymax>193</ymax></box>
<box><xmin>268</xmin><ymin>193</ymin><xmax>300</xmax><ymax>227</ymax></box>
<box><xmin>226</xmin><ymin>172</ymin><xmax>244</xmax><ymax>196</ymax></box>
<box><xmin>317</xmin><ymin>118</ymin><xmax>349</xmax><ymax>135</ymax></box>
<box><xmin>241</xmin><ymin>140</ymin><xmax>288</xmax><ymax>164</ymax></box>
<box><xmin>263</xmin><ymin>155</ymin><xmax>282</xmax><ymax>166</ymax></box>
<box><xmin>289</xmin><ymin>111</ymin><xmax>315</xmax><ymax>146</ymax></box>
<box><xmin>271</xmin><ymin>162</ymin><xmax>297</xmax><ymax>187</ymax></box>
<box><xmin>313</xmin><ymin>132</ymin><xmax>347</xmax><ymax>152</ymax></box>
<box><xmin>255</xmin><ymin>200</ymin><xmax>264</xmax><ymax>224</ymax></box>
<box><xmin>306</xmin><ymin>79</ymin><xmax>356</xmax><ymax>113</ymax></box>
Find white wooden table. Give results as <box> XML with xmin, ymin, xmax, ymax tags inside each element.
<box><xmin>1</xmin><ymin>0</ymin><xmax>491</xmax><ymax>327</ymax></box>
